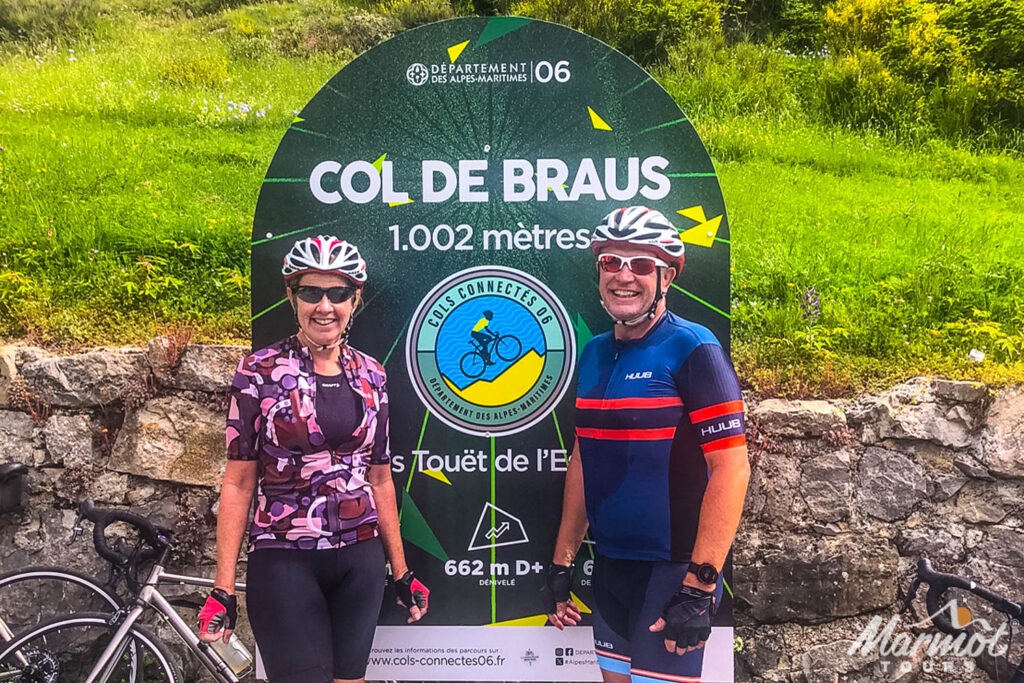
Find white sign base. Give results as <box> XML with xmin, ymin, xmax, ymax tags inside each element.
<box><xmin>257</xmin><ymin>626</ymin><xmax>733</xmax><ymax>681</ymax></box>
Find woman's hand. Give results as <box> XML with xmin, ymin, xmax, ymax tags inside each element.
<box><xmin>394</xmin><ymin>570</ymin><xmax>430</xmax><ymax>623</ymax></box>
<box><xmin>197</xmin><ymin>588</ymin><xmax>237</xmax><ymax>643</ymax></box>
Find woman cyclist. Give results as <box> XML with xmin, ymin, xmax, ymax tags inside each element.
<box><xmin>198</xmin><ymin>235</ymin><xmax>429</xmax><ymax>683</ymax></box>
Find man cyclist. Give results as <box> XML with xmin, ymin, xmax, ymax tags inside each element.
<box><xmin>470</xmin><ymin>309</ymin><xmax>498</xmax><ymax>366</ymax></box>
<box><xmin>545</xmin><ymin>206</ymin><xmax>750</xmax><ymax>683</ymax></box>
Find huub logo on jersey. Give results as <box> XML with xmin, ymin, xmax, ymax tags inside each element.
<box><xmin>700</xmin><ymin>418</ymin><xmax>743</xmax><ymax>437</ymax></box>
<box><xmin>405</xmin><ymin>266</ymin><xmax>575</xmax><ymax>436</ymax></box>
<box><xmin>625</xmin><ymin>371</ymin><xmax>652</xmax><ymax>380</ymax></box>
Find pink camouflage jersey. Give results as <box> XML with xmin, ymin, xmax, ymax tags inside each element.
<box><xmin>226</xmin><ymin>335</ymin><xmax>390</xmax><ymax>551</ymax></box>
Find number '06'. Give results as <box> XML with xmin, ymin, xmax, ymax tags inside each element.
<box><xmin>535</xmin><ymin>60</ymin><xmax>570</xmax><ymax>83</ymax></box>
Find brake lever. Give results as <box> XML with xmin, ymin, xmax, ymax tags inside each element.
<box><xmin>70</xmin><ymin>513</ymin><xmax>85</xmax><ymax>544</ymax></box>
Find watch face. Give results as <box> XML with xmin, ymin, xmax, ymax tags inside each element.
<box><xmin>696</xmin><ymin>564</ymin><xmax>719</xmax><ymax>585</ymax></box>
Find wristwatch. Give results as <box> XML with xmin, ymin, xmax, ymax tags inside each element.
<box><xmin>687</xmin><ymin>562</ymin><xmax>720</xmax><ymax>585</ymax></box>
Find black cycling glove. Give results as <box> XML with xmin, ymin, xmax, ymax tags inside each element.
<box><xmin>542</xmin><ymin>563</ymin><xmax>573</xmax><ymax>612</ymax></box>
<box><xmin>659</xmin><ymin>585</ymin><xmax>716</xmax><ymax>648</ymax></box>
<box><xmin>395</xmin><ymin>570</ymin><xmax>429</xmax><ymax>610</ymax></box>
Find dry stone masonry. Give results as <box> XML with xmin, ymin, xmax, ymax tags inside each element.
<box><xmin>0</xmin><ymin>342</ymin><xmax>1021</xmax><ymax>682</ymax></box>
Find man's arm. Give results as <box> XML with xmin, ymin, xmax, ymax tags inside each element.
<box><xmin>649</xmin><ymin>443</ymin><xmax>750</xmax><ymax>653</ymax></box>
<box><xmin>682</xmin><ymin>444</ymin><xmax>750</xmax><ymax>591</ymax></box>
<box><xmin>547</xmin><ymin>441</ymin><xmax>586</xmax><ymax>629</ymax></box>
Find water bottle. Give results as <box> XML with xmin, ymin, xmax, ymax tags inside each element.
<box><xmin>208</xmin><ymin>633</ymin><xmax>254</xmax><ymax>676</ymax></box>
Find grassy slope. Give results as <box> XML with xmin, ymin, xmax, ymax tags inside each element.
<box><xmin>702</xmin><ymin>117</ymin><xmax>1024</xmax><ymax>392</ymax></box>
<box><xmin>1</xmin><ymin>6</ymin><xmax>1022</xmax><ymax>393</ymax></box>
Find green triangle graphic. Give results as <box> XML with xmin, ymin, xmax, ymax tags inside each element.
<box><xmin>477</xmin><ymin>17</ymin><xmax>532</xmax><ymax>46</ymax></box>
<box><xmin>400</xmin><ymin>490</ymin><xmax>449</xmax><ymax>562</ymax></box>
<box><xmin>574</xmin><ymin>313</ymin><xmax>593</xmax><ymax>358</ymax></box>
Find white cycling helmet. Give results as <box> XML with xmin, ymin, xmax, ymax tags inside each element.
<box><xmin>282</xmin><ymin>235</ymin><xmax>367</xmax><ymax>285</ymax></box>
<box><xmin>590</xmin><ymin>207</ymin><xmax>684</xmax><ymax>327</ymax></box>
<box><xmin>590</xmin><ymin>206</ymin><xmax>685</xmax><ymax>271</ymax></box>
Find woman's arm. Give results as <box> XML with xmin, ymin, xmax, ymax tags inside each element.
<box><xmin>369</xmin><ymin>464</ymin><xmax>426</xmax><ymax>622</ymax></box>
<box><xmin>199</xmin><ymin>459</ymin><xmax>257</xmax><ymax>642</ymax></box>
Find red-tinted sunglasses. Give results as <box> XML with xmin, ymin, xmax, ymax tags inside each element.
<box><xmin>597</xmin><ymin>253</ymin><xmax>669</xmax><ymax>276</ymax></box>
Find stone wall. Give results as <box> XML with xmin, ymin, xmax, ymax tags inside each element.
<box><xmin>737</xmin><ymin>381</ymin><xmax>1024</xmax><ymax>682</ymax></box>
<box><xmin>0</xmin><ymin>341</ymin><xmax>1022</xmax><ymax>682</ymax></box>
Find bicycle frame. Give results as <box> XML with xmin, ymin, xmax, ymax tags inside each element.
<box><xmin>83</xmin><ymin>561</ymin><xmax>247</xmax><ymax>683</ymax></box>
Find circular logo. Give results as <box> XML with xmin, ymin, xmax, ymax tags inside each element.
<box><xmin>406</xmin><ymin>63</ymin><xmax>429</xmax><ymax>86</ymax></box>
<box><xmin>406</xmin><ymin>266</ymin><xmax>576</xmax><ymax>436</ymax></box>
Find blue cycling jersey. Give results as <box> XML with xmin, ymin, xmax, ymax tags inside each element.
<box><xmin>574</xmin><ymin>311</ymin><xmax>746</xmax><ymax>562</ymax></box>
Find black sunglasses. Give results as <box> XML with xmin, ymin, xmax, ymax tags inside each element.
<box><xmin>292</xmin><ymin>285</ymin><xmax>357</xmax><ymax>304</ymax></box>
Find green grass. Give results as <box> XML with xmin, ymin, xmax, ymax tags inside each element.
<box><xmin>1</xmin><ymin>2</ymin><xmax>1022</xmax><ymax>394</ymax></box>
<box><xmin>701</xmin><ymin>117</ymin><xmax>1024</xmax><ymax>393</ymax></box>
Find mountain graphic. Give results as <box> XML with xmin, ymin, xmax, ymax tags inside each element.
<box><xmin>442</xmin><ymin>349</ymin><xmax>544</xmax><ymax>406</ymax></box>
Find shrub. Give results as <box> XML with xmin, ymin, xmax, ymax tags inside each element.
<box><xmin>656</xmin><ymin>36</ymin><xmax>804</xmax><ymax>120</ymax></box>
<box><xmin>815</xmin><ymin>49</ymin><xmax>922</xmax><ymax>132</ymax></box>
<box><xmin>275</xmin><ymin>9</ymin><xmax>398</xmax><ymax>57</ymax></box>
<box><xmin>512</xmin><ymin>0</ymin><xmax>726</xmax><ymax>64</ymax></box>
<box><xmin>158</xmin><ymin>55</ymin><xmax>230</xmax><ymax>87</ymax></box>
<box><xmin>380</xmin><ymin>0</ymin><xmax>455</xmax><ymax>29</ymax></box>
<box><xmin>0</xmin><ymin>0</ymin><xmax>101</xmax><ymax>45</ymax></box>
<box><xmin>723</xmin><ymin>0</ymin><xmax>828</xmax><ymax>51</ymax></box>
<box><xmin>939</xmin><ymin>0</ymin><xmax>1024</xmax><ymax>72</ymax></box>
<box><xmin>822</xmin><ymin>0</ymin><xmax>917</xmax><ymax>54</ymax></box>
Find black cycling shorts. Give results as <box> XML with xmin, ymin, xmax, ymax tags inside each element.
<box><xmin>246</xmin><ymin>538</ymin><xmax>385</xmax><ymax>682</ymax></box>
<box><xmin>591</xmin><ymin>554</ymin><xmax>723</xmax><ymax>683</ymax></box>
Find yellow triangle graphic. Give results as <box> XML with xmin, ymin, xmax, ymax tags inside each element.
<box><xmin>488</xmin><ymin>614</ymin><xmax>549</xmax><ymax>626</ymax></box>
<box><xmin>292</xmin><ymin>116</ymin><xmax>304</xmax><ymax>124</ymax></box>
<box><xmin>448</xmin><ymin>40</ymin><xmax>470</xmax><ymax>63</ymax></box>
<box><xmin>679</xmin><ymin>214</ymin><xmax>723</xmax><ymax>248</ymax></box>
<box><xmin>677</xmin><ymin>205</ymin><xmax>707</xmax><ymax>224</ymax></box>
<box><xmin>388</xmin><ymin>199</ymin><xmax>414</xmax><ymax>207</ymax></box>
<box><xmin>422</xmin><ymin>469</ymin><xmax>451</xmax><ymax>485</ymax></box>
<box><xmin>588</xmin><ymin>107</ymin><xmax>611</xmax><ymax>131</ymax></box>
<box><xmin>569</xmin><ymin>591</ymin><xmax>592</xmax><ymax>614</ymax></box>
<box><xmin>372</xmin><ymin>153</ymin><xmax>387</xmax><ymax>171</ymax></box>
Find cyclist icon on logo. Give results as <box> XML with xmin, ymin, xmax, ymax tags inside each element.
<box><xmin>464</xmin><ymin>309</ymin><xmax>522</xmax><ymax>378</ymax></box>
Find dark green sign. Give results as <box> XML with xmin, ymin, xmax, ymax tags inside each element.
<box><xmin>251</xmin><ymin>16</ymin><xmax>733</xmax><ymax>680</ymax></box>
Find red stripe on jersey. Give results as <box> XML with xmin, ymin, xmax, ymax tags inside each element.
<box><xmin>689</xmin><ymin>399</ymin><xmax>745</xmax><ymax>423</ymax></box>
<box><xmin>701</xmin><ymin>434</ymin><xmax>747</xmax><ymax>453</ymax></box>
<box><xmin>595</xmin><ymin>648</ymin><xmax>630</xmax><ymax>662</ymax></box>
<box><xmin>630</xmin><ymin>666</ymin><xmax>701</xmax><ymax>682</ymax></box>
<box><xmin>577</xmin><ymin>427</ymin><xmax>677</xmax><ymax>441</ymax></box>
<box><xmin>576</xmin><ymin>396</ymin><xmax>684</xmax><ymax>410</ymax></box>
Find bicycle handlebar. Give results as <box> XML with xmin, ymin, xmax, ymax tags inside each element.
<box><xmin>910</xmin><ymin>558</ymin><xmax>1024</xmax><ymax>683</ymax></box>
<box><xmin>78</xmin><ymin>500</ymin><xmax>175</xmax><ymax>569</ymax></box>
<box><xmin>913</xmin><ymin>558</ymin><xmax>1024</xmax><ymax>633</ymax></box>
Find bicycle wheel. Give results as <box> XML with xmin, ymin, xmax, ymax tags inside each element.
<box><xmin>0</xmin><ymin>567</ymin><xmax>121</xmax><ymax>641</ymax></box>
<box><xmin>0</xmin><ymin>612</ymin><xmax>181</xmax><ymax>683</ymax></box>
<box><xmin>459</xmin><ymin>350</ymin><xmax>486</xmax><ymax>378</ymax></box>
<box><xmin>494</xmin><ymin>335</ymin><xmax>522</xmax><ymax>362</ymax></box>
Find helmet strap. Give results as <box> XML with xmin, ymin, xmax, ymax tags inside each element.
<box><xmin>297</xmin><ymin>328</ymin><xmax>348</xmax><ymax>353</ymax></box>
<box><xmin>602</xmin><ymin>267</ymin><xmax>664</xmax><ymax>327</ymax></box>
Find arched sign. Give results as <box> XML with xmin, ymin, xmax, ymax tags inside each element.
<box><xmin>251</xmin><ymin>16</ymin><xmax>733</xmax><ymax>682</ymax></box>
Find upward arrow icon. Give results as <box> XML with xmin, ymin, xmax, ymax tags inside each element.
<box><xmin>486</xmin><ymin>521</ymin><xmax>510</xmax><ymax>539</ymax></box>
<box><xmin>468</xmin><ymin>503</ymin><xmax>529</xmax><ymax>551</ymax></box>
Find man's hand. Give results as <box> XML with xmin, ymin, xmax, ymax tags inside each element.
<box><xmin>543</xmin><ymin>563</ymin><xmax>581</xmax><ymax>629</ymax></box>
<box><xmin>198</xmin><ymin>588</ymin><xmax>237</xmax><ymax>643</ymax></box>
<box><xmin>648</xmin><ymin>585</ymin><xmax>716</xmax><ymax>655</ymax></box>
<box><xmin>395</xmin><ymin>570</ymin><xmax>430</xmax><ymax>623</ymax></box>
